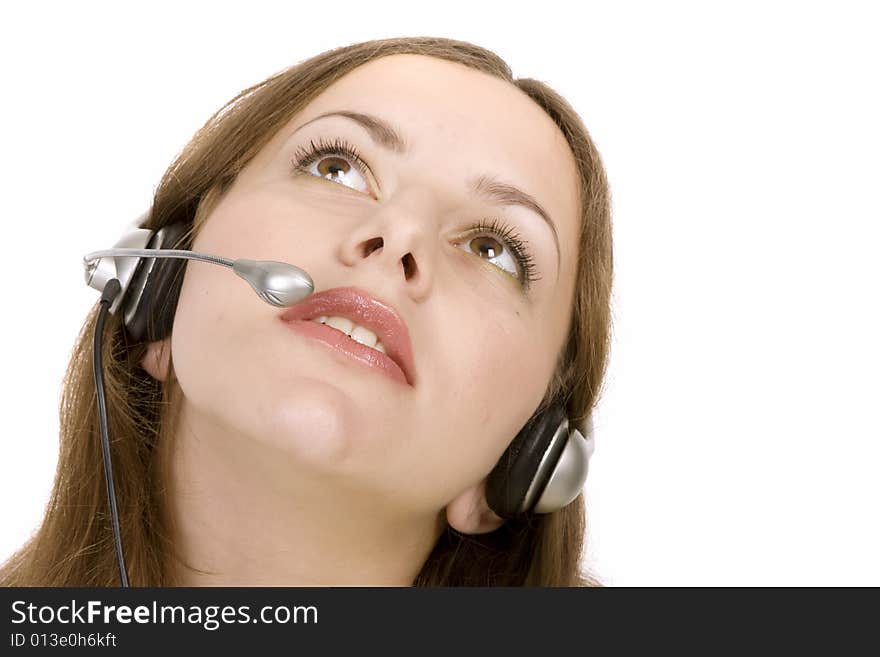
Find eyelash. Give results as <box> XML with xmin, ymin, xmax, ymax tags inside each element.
<box><xmin>291</xmin><ymin>135</ymin><xmax>540</xmax><ymax>291</ymax></box>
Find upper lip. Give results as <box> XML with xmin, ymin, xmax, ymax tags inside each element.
<box><xmin>279</xmin><ymin>286</ymin><xmax>416</xmax><ymax>386</ymax></box>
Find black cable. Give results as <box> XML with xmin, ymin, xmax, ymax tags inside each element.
<box><xmin>93</xmin><ymin>278</ymin><xmax>129</xmax><ymax>587</ymax></box>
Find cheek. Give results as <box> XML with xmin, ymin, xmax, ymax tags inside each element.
<box><xmin>458</xmin><ymin>317</ymin><xmax>549</xmax><ymax>422</ymax></box>
<box><xmin>414</xmin><ymin>312</ymin><xmax>554</xmax><ymax>498</ymax></box>
<box><xmin>169</xmin><ymin>257</ymin><xmax>245</xmax><ymax>413</ymax></box>
<box><xmin>167</xmin><ymin>199</ymin><xmax>291</xmax><ymax>439</ymax></box>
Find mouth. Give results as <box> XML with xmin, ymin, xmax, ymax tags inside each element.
<box><xmin>278</xmin><ymin>286</ymin><xmax>416</xmax><ymax>387</ymax></box>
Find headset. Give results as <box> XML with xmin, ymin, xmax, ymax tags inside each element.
<box><xmin>82</xmin><ymin>211</ymin><xmax>596</xmax><ymax>586</ymax></box>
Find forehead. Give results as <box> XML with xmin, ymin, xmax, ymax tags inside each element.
<box><xmin>280</xmin><ymin>54</ymin><xmax>582</xmax><ymax>264</ymax></box>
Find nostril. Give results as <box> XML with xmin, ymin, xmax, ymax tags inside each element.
<box><xmin>363</xmin><ymin>237</ymin><xmax>383</xmax><ymax>257</ymax></box>
<box><xmin>402</xmin><ymin>252</ymin><xmax>416</xmax><ymax>279</ymax></box>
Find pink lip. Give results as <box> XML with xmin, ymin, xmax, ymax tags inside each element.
<box><xmin>279</xmin><ymin>286</ymin><xmax>416</xmax><ymax>387</ymax></box>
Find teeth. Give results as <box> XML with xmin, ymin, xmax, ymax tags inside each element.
<box><xmin>312</xmin><ymin>316</ymin><xmax>386</xmax><ymax>354</ymax></box>
<box><xmin>324</xmin><ymin>316</ymin><xmax>353</xmax><ymax>334</ymax></box>
<box><xmin>350</xmin><ymin>325</ymin><xmax>378</xmax><ymax>348</ymax></box>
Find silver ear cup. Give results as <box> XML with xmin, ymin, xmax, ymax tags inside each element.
<box><xmin>83</xmin><ymin>219</ymin><xmax>154</xmax><ymax>316</ymax></box>
<box><xmin>531</xmin><ymin>419</ymin><xmax>594</xmax><ymax>514</ymax></box>
<box><xmin>486</xmin><ymin>405</ymin><xmax>595</xmax><ymax>518</ymax></box>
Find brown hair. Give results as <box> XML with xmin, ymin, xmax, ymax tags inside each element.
<box><xmin>0</xmin><ymin>36</ymin><xmax>613</xmax><ymax>586</ymax></box>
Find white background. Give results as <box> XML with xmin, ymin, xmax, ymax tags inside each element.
<box><xmin>1</xmin><ymin>1</ymin><xmax>877</xmax><ymax>586</ymax></box>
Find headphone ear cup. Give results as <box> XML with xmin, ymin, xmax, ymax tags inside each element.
<box><xmin>124</xmin><ymin>222</ymin><xmax>191</xmax><ymax>343</ymax></box>
<box><xmin>486</xmin><ymin>402</ymin><xmax>569</xmax><ymax>519</ymax></box>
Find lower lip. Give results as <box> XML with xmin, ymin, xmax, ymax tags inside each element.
<box><xmin>282</xmin><ymin>319</ymin><xmax>410</xmax><ymax>387</ymax></box>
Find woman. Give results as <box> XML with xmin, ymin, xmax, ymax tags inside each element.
<box><xmin>1</xmin><ymin>36</ymin><xmax>613</xmax><ymax>586</ymax></box>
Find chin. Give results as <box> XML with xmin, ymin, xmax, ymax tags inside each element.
<box><xmin>246</xmin><ymin>377</ymin><xmax>369</xmax><ymax>471</ymax></box>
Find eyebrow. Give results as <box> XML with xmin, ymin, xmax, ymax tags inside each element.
<box><xmin>296</xmin><ymin>110</ymin><xmax>561</xmax><ymax>266</ymax></box>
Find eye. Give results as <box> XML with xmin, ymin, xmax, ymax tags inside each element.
<box><xmin>454</xmin><ymin>217</ymin><xmax>540</xmax><ymax>291</ymax></box>
<box><xmin>462</xmin><ymin>234</ymin><xmax>518</xmax><ymax>279</ymax></box>
<box><xmin>291</xmin><ymin>136</ymin><xmax>373</xmax><ymax>196</ymax></box>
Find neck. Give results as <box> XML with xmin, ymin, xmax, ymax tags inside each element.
<box><xmin>160</xmin><ymin>402</ymin><xmax>445</xmax><ymax>586</ymax></box>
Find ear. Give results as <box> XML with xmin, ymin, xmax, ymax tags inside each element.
<box><xmin>139</xmin><ymin>337</ymin><xmax>172</xmax><ymax>382</ymax></box>
<box><xmin>445</xmin><ymin>477</ymin><xmax>505</xmax><ymax>535</ymax></box>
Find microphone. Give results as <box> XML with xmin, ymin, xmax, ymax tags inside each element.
<box><xmin>82</xmin><ymin>248</ymin><xmax>315</xmax><ymax>307</ymax></box>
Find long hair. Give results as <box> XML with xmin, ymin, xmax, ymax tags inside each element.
<box><xmin>1</xmin><ymin>36</ymin><xmax>613</xmax><ymax>586</ymax></box>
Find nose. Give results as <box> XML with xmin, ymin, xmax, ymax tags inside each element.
<box><xmin>337</xmin><ymin>192</ymin><xmax>440</xmax><ymax>301</ymax></box>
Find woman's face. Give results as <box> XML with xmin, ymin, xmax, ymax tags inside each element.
<box><xmin>154</xmin><ymin>54</ymin><xmax>581</xmax><ymax>519</ymax></box>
